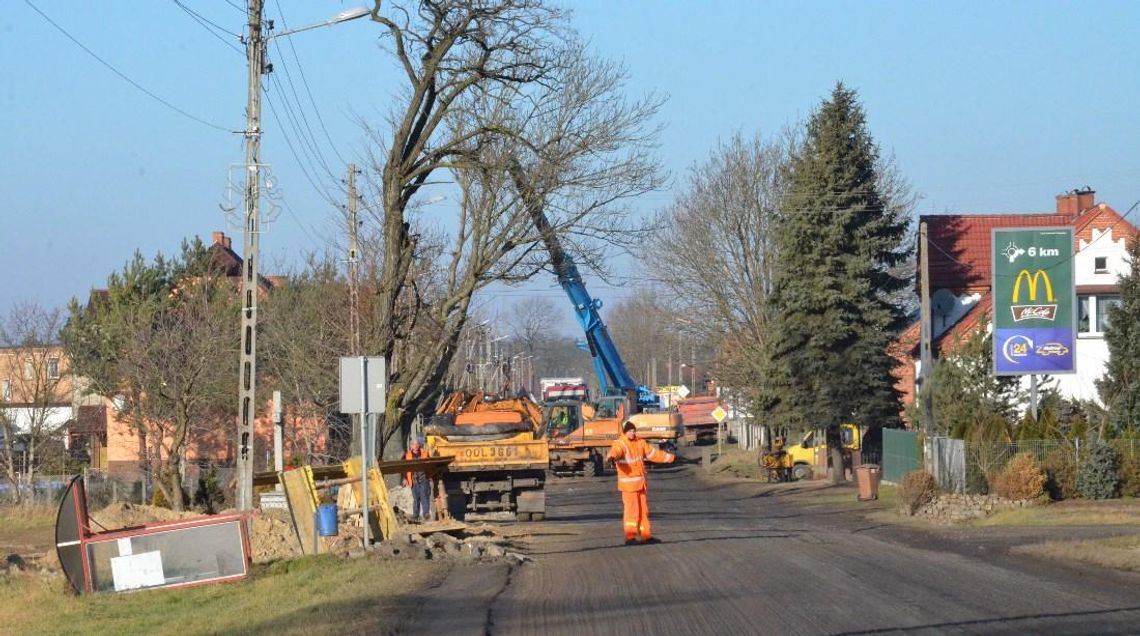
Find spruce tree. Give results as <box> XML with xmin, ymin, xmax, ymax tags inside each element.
<box><xmin>768</xmin><ymin>83</ymin><xmax>911</xmax><ymax>481</ymax></box>
<box><xmin>1096</xmin><ymin>235</ymin><xmax>1140</xmax><ymax>437</ymax></box>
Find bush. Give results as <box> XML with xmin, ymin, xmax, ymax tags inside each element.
<box><xmin>1076</xmin><ymin>443</ymin><xmax>1121</xmax><ymax>500</ymax></box>
<box><xmin>990</xmin><ymin>452</ymin><xmax>1046</xmax><ymax>500</ymax></box>
<box><xmin>1042</xmin><ymin>450</ymin><xmax>1078</xmax><ymax>500</ymax></box>
<box><xmin>1118</xmin><ymin>451</ymin><xmax>1140</xmax><ymax>498</ymax></box>
<box><xmin>193</xmin><ymin>465</ymin><xmax>226</xmax><ymax>514</ymax></box>
<box><xmin>898</xmin><ymin>470</ymin><xmax>940</xmax><ymax>516</ymax></box>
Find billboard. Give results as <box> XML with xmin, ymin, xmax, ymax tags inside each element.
<box><xmin>992</xmin><ymin>227</ymin><xmax>1075</xmax><ymax>375</ymax></box>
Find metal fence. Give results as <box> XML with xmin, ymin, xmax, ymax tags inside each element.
<box><xmin>1</xmin><ymin>463</ymin><xmax>237</xmax><ymax>509</ymax></box>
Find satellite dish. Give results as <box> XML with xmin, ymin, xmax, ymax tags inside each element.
<box><xmin>931</xmin><ymin>289</ymin><xmax>957</xmax><ymax>317</ymax></box>
<box><xmin>931</xmin><ymin>289</ymin><xmax>958</xmax><ymax>331</ymax></box>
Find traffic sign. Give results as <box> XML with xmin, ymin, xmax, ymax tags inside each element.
<box><xmin>711</xmin><ymin>406</ymin><xmax>727</xmax><ymax>422</ymax></box>
<box><xmin>677</xmin><ymin>385</ymin><xmax>690</xmax><ymax>398</ymax></box>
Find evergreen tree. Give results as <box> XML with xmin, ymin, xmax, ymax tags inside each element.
<box><xmin>1096</xmin><ymin>235</ymin><xmax>1140</xmax><ymax>437</ymax></box>
<box><xmin>767</xmin><ymin>83</ymin><xmax>911</xmax><ymax>480</ymax></box>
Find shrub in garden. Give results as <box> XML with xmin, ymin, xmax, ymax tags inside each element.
<box><xmin>990</xmin><ymin>452</ymin><xmax>1046</xmax><ymax>500</ymax></box>
<box><xmin>1042</xmin><ymin>450</ymin><xmax>1078</xmax><ymax>500</ymax></box>
<box><xmin>1076</xmin><ymin>443</ymin><xmax>1121</xmax><ymax>500</ymax></box>
<box><xmin>898</xmin><ymin>470</ymin><xmax>940</xmax><ymax>515</ymax></box>
<box><xmin>1118</xmin><ymin>452</ymin><xmax>1140</xmax><ymax>498</ymax></box>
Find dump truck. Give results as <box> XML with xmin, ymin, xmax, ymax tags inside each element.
<box><xmin>427</xmin><ymin>391</ymin><xmax>548</xmax><ymax>521</ymax></box>
<box><xmin>545</xmin><ymin>394</ymin><xmax>682</xmax><ymax>476</ymax></box>
<box><xmin>676</xmin><ymin>395</ymin><xmax>724</xmax><ymax>446</ymax></box>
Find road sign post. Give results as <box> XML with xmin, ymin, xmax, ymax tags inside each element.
<box><xmin>339</xmin><ymin>356</ymin><xmax>386</xmax><ymax>548</ymax></box>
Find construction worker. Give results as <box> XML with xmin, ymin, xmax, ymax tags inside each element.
<box><xmin>403</xmin><ymin>437</ymin><xmax>431</xmax><ymax>522</ymax></box>
<box><xmin>606</xmin><ymin>420</ymin><xmax>675</xmax><ymax>545</ymax></box>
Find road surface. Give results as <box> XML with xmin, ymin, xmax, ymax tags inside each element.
<box><xmin>395</xmin><ymin>457</ymin><xmax>1140</xmax><ymax>635</ymax></box>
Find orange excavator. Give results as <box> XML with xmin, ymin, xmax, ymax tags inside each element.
<box><xmin>427</xmin><ymin>391</ymin><xmax>548</xmax><ymax>520</ymax></box>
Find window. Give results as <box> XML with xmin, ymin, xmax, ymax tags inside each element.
<box><xmin>1097</xmin><ymin>296</ymin><xmax>1122</xmax><ymax>333</ymax></box>
<box><xmin>1078</xmin><ymin>294</ymin><xmax>1121</xmax><ymax>336</ymax></box>
<box><xmin>47</xmin><ymin>358</ymin><xmax>60</xmax><ymax>380</ymax></box>
<box><xmin>1094</xmin><ymin>256</ymin><xmax>1108</xmax><ymax>274</ymax></box>
<box><xmin>23</xmin><ymin>358</ymin><xmax>33</xmax><ymax>381</ymax></box>
<box><xmin>1</xmin><ymin>379</ymin><xmax>9</xmax><ymax>401</ymax></box>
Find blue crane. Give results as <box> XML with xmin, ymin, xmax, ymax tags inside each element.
<box><xmin>513</xmin><ymin>165</ymin><xmax>659</xmax><ymax>410</ymax></box>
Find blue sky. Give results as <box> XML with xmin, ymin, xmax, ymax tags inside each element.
<box><xmin>3</xmin><ymin>1</ymin><xmax>1138</xmax><ymax>326</ymax></box>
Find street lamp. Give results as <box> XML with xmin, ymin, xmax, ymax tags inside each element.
<box><xmin>235</xmin><ymin>2</ymin><xmax>370</xmax><ymax>511</ymax></box>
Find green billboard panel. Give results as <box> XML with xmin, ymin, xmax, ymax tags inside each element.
<box><xmin>992</xmin><ymin>227</ymin><xmax>1075</xmax><ymax>375</ymax></box>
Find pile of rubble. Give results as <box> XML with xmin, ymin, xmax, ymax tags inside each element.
<box><xmin>341</xmin><ymin>526</ymin><xmax>529</xmax><ymax>564</ymax></box>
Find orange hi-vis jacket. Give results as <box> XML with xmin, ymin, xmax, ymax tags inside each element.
<box><xmin>606</xmin><ymin>435</ymin><xmax>675</xmax><ymax>492</ymax></box>
<box><xmin>403</xmin><ymin>447</ymin><xmax>428</xmax><ymax>487</ymax></box>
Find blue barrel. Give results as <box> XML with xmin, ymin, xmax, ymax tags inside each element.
<box><xmin>316</xmin><ymin>503</ymin><xmax>338</xmax><ymax>536</ymax></box>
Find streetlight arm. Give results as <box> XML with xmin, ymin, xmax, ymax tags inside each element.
<box><xmin>266</xmin><ymin>7</ymin><xmax>370</xmax><ymax>40</ymax></box>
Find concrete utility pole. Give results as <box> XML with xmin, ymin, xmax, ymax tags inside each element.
<box><xmin>235</xmin><ymin>0</ymin><xmax>266</xmax><ymax>512</ymax></box>
<box><xmin>919</xmin><ymin>221</ymin><xmax>934</xmax><ymax>434</ymax></box>
<box><xmin>347</xmin><ymin>163</ymin><xmax>361</xmax><ymax>356</ymax></box>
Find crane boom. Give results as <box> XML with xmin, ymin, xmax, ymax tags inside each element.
<box><xmin>511</xmin><ymin>161</ymin><xmax>658</xmax><ymax>409</ymax></box>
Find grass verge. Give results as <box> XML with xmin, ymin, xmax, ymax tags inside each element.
<box><xmin>0</xmin><ymin>555</ymin><xmax>447</xmax><ymax>636</ymax></box>
<box><xmin>968</xmin><ymin>498</ymin><xmax>1140</xmax><ymax>528</ymax></box>
<box><xmin>1012</xmin><ymin>535</ymin><xmax>1140</xmax><ymax>573</ymax></box>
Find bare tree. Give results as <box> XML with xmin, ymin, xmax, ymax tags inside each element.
<box><xmin>362</xmin><ymin>1</ymin><xmax>665</xmax><ymax>456</ymax></box>
<box><xmin>0</xmin><ymin>302</ymin><xmax>69</xmax><ymax>505</ymax></box>
<box><xmin>604</xmin><ymin>289</ymin><xmax>677</xmax><ymax>389</ymax></box>
<box><xmin>647</xmin><ymin>133</ymin><xmax>792</xmax><ymax>403</ymax></box>
<box><xmin>259</xmin><ymin>255</ymin><xmax>351</xmax><ymax>464</ymax></box>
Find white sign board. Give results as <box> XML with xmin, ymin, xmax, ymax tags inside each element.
<box><xmin>111</xmin><ymin>550</ymin><xmax>165</xmax><ymax>591</ymax></box>
<box><xmin>339</xmin><ymin>356</ymin><xmax>387</xmax><ymax>415</ymax></box>
<box><xmin>677</xmin><ymin>385</ymin><xmax>690</xmax><ymax>399</ymax></box>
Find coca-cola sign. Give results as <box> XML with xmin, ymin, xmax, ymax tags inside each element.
<box><xmin>1011</xmin><ymin>305</ymin><xmax>1057</xmax><ymax>322</ymax></box>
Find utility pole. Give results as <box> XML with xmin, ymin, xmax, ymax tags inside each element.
<box><xmin>919</xmin><ymin>221</ymin><xmax>934</xmax><ymax>434</ymax></box>
<box><xmin>347</xmin><ymin>163</ymin><xmax>361</xmax><ymax>356</ymax></box>
<box><xmin>235</xmin><ymin>0</ymin><xmax>265</xmax><ymax>512</ymax></box>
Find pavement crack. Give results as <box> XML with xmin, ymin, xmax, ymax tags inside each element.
<box><xmin>483</xmin><ymin>562</ymin><xmax>516</xmax><ymax>636</ymax></box>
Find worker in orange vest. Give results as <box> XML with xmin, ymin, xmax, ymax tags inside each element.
<box><xmin>606</xmin><ymin>421</ymin><xmax>675</xmax><ymax>545</ymax></box>
<box><xmin>403</xmin><ymin>437</ymin><xmax>431</xmax><ymax>522</ymax></box>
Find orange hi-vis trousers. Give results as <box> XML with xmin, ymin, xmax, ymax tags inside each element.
<box><xmin>621</xmin><ymin>490</ymin><xmax>651</xmax><ymax>540</ymax></box>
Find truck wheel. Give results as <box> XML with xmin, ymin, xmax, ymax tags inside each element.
<box><xmin>587</xmin><ymin>454</ymin><xmax>603</xmax><ymax>477</ymax></box>
<box><xmin>792</xmin><ymin>464</ymin><xmax>813</xmax><ymax>481</ymax></box>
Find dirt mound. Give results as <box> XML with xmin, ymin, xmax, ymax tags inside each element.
<box><xmin>250</xmin><ymin>510</ymin><xmax>301</xmax><ymax>563</ymax></box>
<box><xmin>89</xmin><ymin>502</ymin><xmax>198</xmax><ymax>531</ymax></box>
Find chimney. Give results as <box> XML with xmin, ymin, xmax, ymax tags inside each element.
<box><xmin>1056</xmin><ymin>187</ymin><xmax>1095</xmax><ymax>215</ymax></box>
<box><xmin>212</xmin><ymin>231</ymin><xmax>224</xmax><ymax>246</ymax></box>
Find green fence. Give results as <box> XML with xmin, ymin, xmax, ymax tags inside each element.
<box><xmin>883</xmin><ymin>428</ymin><xmax>920</xmax><ymax>483</ymax></box>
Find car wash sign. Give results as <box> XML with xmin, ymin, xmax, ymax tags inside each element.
<box><xmin>992</xmin><ymin>227</ymin><xmax>1075</xmax><ymax>375</ymax></box>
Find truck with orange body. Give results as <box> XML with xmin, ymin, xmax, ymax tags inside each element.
<box><xmin>427</xmin><ymin>391</ymin><xmax>548</xmax><ymax>520</ymax></box>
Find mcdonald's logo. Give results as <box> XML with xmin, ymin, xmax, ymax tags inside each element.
<box><xmin>1010</xmin><ymin>269</ymin><xmax>1057</xmax><ymax>322</ymax></box>
<box><xmin>1012</xmin><ymin>269</ymin><xmax>1055</xmax><ymax>303</ymax></box>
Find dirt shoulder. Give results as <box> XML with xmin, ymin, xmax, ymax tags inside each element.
<box><xmin>694</xmin><ymin>456</ymin><xmax>1140</xmax><ymax>577</ymax></box>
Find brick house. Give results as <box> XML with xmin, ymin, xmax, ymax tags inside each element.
<box><xmin>892</xmin><ymin>189</ymin><xmax>1137</xmax><ymax>423</ymax></box>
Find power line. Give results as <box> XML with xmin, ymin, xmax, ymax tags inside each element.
<box><xmin>171</xmin><ymin>0</ymin><xmax>243</xmax><ymax>55</ymax></box>
<box><xmin>271</xmin><ymin>0</ymin><xmax>350</xmax><ymax>168</ymax></box>
<box><xmin>24</xmin><ymin>0</ymin><xmax>233</xmax><ymax>133</ymax></box>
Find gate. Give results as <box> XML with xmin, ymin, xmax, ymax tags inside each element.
<box><xmin>882</xmin><ymin>428</ymin><xmax>920</xmax><ymax>484</ymax></box>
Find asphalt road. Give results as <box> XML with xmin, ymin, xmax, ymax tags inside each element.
<box><xmin>397</xmin><ymin>457</ymin><xmax>1140</xmax><ymax>635</ymax></box>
